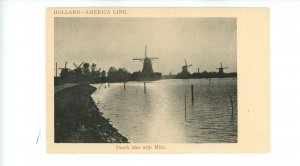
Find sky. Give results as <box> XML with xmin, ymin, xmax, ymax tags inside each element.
<box><xmin>54</xmin><ymin>17</ymin><xmax>236</xmax><ymax>75</ymax></box>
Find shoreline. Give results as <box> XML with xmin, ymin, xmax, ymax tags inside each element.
<box><xmin>54</xmin><ymin>84</ymin><xmax>128</xmax><ymax>143</ymax></box>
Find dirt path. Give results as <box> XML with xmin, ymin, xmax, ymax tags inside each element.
<box><xmin>55</xmin><ymin>83</ymin><xmax>79</xmax><ymax>94</ymax></box>
<box><xmin>54</xmin><ymin>84</ymin><xmax>128</xmax><ymax>143</ymax></box>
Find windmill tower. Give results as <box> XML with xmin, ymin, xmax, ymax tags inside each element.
<box><xmin>59</xmin><ymin>62</ymin><xmax>71</xmax><ymax>78</ymax></box>
<box><xmin>217</xmin><ymin>62</ymin><xmax>228</xmax><ymax>75</ymax></box>
<box><xmin>133</xmin><ymin>45</ymin><xmax>159</xmax><ymax>73</ymax></box>
<box><xmin>181</xmin><ymin>59</ymin><xmax>192</xmax><ymax>74</ymax></box>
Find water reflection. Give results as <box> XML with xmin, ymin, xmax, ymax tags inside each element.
<box><xmin>91</xmin><ymin>78</ymin><xmax>237</xmax><ymax>143</ymax></box>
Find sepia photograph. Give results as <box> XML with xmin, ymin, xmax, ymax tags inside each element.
<box><xmin>46</xmin><ymin>8</ymin><xmax>269</xmax><ymax>153</ymax></box>
<box><xmin>54</xmin><ymin>17</ymin><xmax>237</xmax><ymax>143</ymax></box>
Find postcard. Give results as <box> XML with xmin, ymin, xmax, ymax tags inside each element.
<box><xmin>46</xmin><ymin>8</ymin><xmax>269</xmax><ymax>153</ymax></box>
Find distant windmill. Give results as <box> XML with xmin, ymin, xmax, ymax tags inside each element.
<box><xmin>217</xmin><ymin>62</ymin><xmax>228</xmax><ymax>74</ymax></box>
<box><xmin>73</xmin><ymin>62</ymin><xmax>84</xmax><ymax>74</ymax></box>
<box><xmin>59</xmin><ymin>62</ymin><xmax>70</xmax><ymax>70</ymax></box>
<box><xmin>73</xmin><ymin>62</ymin><xmax>84</xmax><ymax>69</ymax></box>
<box><xmin>133</xmin><ymin>45</ymin><xmax>159</xmax><ymax>73</ymax></box>
<box><xmin>181</xmin><ymin>59</ymin><xmax>192</xmax><ymax>74</ymax></box>
<box><xmin>59</xmin><ymin>62</ymin><xmax>71</xmax><ymax>78</ymax></box>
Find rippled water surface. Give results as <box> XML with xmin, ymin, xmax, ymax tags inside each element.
<box><xmin>91</xmin><ymin>78</ymin><xmax>237</xmax><ymax>143</ymax></box>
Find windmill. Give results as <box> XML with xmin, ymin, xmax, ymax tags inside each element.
<box><xmin>59</xmin><ymin>62</ymin><xmax>70</xmax><ymax>70</ymax></box>
<box><xmin>181</xmin><ymin>59</ymin><xmax>192</xmax><ymax>74</ymax></box>
<box><xmin>133</xmin><ymin>45</ymin><xmax>159</xmax><ymax>73</ymax></box>
<box><xmin>73</xmin><ymin>62</ymin><xmax>84</xmax><ymax>74</ymax></box>
<box><xmin>59</xmin><ymin>62</ymin><xmax>71</xmax><ymax>78</ymax></box>
<box><xmin>217</xmin><ymin>62</ymin><xmax>228</xmax><ymax>75</ymax></box>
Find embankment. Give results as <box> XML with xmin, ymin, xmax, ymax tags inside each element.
<box><xmin>54</xmin><ymin>84</ymin><xmax>128</xmax><ymax>143</ymax></box>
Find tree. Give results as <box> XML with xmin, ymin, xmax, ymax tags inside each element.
<box><xmin>91</xmin><ymin>63</ymin><xmax>97</xmax><ymax>73</ymax></box>
<box><xmin>107</xmin><ymin>67</ymin><xmax>117</xmax><ymax>82</ymax></box>
<box><xmin>117</xmin><ymin>68</ymin><xmax>130</xmax><ymax>82</ymax></box>
<box><xmin>107</xmin><ymin>67</ymin><xmax>130</xmax><ymax>82</ymax></box>
<box><xmin>108</xmin><ymin>67</ymin><xmax>117</xmax><ymax>74</ymax></box>
<box><xmin>100</xmin><ymin>70</ymin><xmax>107</xmax><ymax>83</ymax></box>
<box><xmin>83</xmin><ymin>63</ymin><xmax>90</xmax><ymax>74</ymax></box>
<box><xmin>101</xmin><ymin>70</ymin><xmax>106</xmax><ymax>78</ymax></box>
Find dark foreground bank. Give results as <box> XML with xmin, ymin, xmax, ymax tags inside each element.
<box><xmin>55</xmin><ymin>84</ymin><xmax>128</xmax><ymax>143</ymax></box>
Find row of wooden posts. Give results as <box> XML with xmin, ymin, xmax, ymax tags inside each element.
<box><xmin>184</xmin><ymin>84</ymin><xmax>235</xmax><ymax>119</ymax></box>
<box><xmin>107</xmin><ymin>76</ymin><xmax>233</xmax><ymax>93</ymax></box>
<box><xmin>122</xmin><ymin>82</ymin><xmax>147</xmax><ymax>93</ymax></box>
<box><xmin>102</xmin><ymin>81</ymin><xmax>147</xmax><ymax>93</ymax></box>
<box><xmin>104</xmin><ymin>82</ymin><xmax>234</xmax><ymax>118</ymax></box>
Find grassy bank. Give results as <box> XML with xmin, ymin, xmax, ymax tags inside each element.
<box><xmin>54</xmin><ymin>84</ymin><xmax>128</xmax><ymax>143</ymax></box>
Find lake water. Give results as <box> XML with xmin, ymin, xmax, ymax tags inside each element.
<box><xmin>91</xmin><ymin>78</ymin><xmax>237</xmax><ymax>143</ymax></box>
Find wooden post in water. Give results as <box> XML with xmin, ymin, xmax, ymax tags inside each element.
<box><xmin>123</xmin><ymin>82</ymin><xmax>126</xmax><ymax>90</ymax></box>
<box><xmin>144</xmin><ymin>82</ymin><xmax>146</xmax><ymax>94</ymax></box>
<box><xmin>191</xmin><ymin>85</ymin><xmax>194</xmax><ymax>103</ymax></box>
<box><xmin>184</xmin><ymin>94</ymin><xmax>187</xmax><ymax>118</ymax></box>
<box><xmin>108</xmin><ymin>82</ymin><xmax>110</xmax><ymax>87</ymax></box>
<box><xmin>229</xmin><ymin>95</ymin><xmax>234</xmax><ymax>115</ymax></box>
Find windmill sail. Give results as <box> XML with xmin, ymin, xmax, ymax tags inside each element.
<box><xmin>132</xmin><ymin>45</ymin><xmax>162</xmax><ymax>81</ymax></box>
